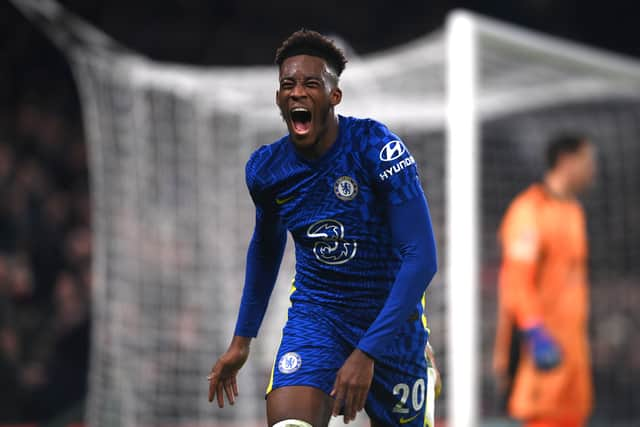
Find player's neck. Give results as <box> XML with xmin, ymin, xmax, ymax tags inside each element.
<box><xmin>543</xmin><ymin>171</ymin><xmax>574</xmax><ymax>199</ymax></box>
<box><xmin>295</xmin><ymin>113</ymin><xmax>339</xmax><ymax>161</ymax></box>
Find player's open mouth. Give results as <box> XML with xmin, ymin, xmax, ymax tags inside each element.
<box><xmin>290</xmin><ymin>107</ymin><xmax>312</xmax><ymax>135</ymax></box>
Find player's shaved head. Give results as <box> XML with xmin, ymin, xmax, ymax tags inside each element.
<box><xmin>275</xmin><ymin>29</ymin><xmax>347</xmax><ymax>84</ymax></box>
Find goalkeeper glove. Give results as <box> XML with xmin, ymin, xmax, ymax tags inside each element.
<box><xmin>523</xmin><ymin>325</ymin><xmax>561</xmax><ymax>371</ymax></box>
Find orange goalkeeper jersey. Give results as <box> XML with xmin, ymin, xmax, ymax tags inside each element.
<box><xmin>493</xmin><ymin>183</ymin><xmax>593</xmax><ymax>420</ymax></box>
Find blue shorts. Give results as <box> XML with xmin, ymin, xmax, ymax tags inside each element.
<box><xmin>266</xmin><ymin>301</ymin><xmax>432</xmax><ymax>426</ymax></box>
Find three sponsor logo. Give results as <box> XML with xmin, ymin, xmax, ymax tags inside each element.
<box><xmin>306</xmin><ymin>219</ymin><xmax>357</xmax><ymax>265</ymax></box>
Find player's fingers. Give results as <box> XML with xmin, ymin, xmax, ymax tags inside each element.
<box><xmin>224</xmin><ymin>379</ymin><xmax>235</xmax><ymax>405</ymax></box>
<box><xmin>351</xmin><ymin>386</ymin><xmax>364</xmax><ymax>422</ymax></box>
<box><xmin>216</xmin><ymin>382</ymin><xmax>225</xmax><ymax>408</ymax></box>
<box><xmin>331</xmin><ymin>383</ymin><xmax>345</xmax><ymax>416</ymax></box>
<box><xmin>330</xmin><ymin>376</ymin><xmax>338</xmax><ymax>397</ymax></box>
<box><xmin>330</xmin><ymin>376</ymin><xmax>338</xmax><ymax>411</ymax></box>
<box><xmin>356</xmin><ymin>387</ymin><xmax>367</xmax><ymax>412</ymax></box>
<box><xmin>208</xmin><ymin>373</ymin><xmax>218</xmax><ymax>402</ymax></box>
<box><xmin>231</xmin><ymin>377</ymin><xmax>239</xmax><ymax>396</ymax></box>
<box><xmin>343</xmin><ymin>387</ymin><xmax>357</xmax><ymax>423</ymax></box>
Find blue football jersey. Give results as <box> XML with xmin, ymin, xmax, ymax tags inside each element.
<box><xmin>245</xmin><ymin>115</ymin><xmax>425</xmax><ymax>316</ymax></box>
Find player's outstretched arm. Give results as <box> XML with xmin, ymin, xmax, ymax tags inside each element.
<box><xmin>208</xmin><ymin>196</ymin><xmax>286</xmax><ymax>407</ymax></box>
<box><xmin>233</xmin><ymin>208</ymin><xmax>286</xmax><ymax>338</ymax></box>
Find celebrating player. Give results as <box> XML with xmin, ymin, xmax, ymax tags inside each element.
<box><xmin>493</xmin><ymin>134</ymin><xmax>596</xmax><ymax>427</ymax></box>
<box><xmin>207</xmin><ymin>29</ymin><xmax>438</xmax><ymax>427</ymax></box>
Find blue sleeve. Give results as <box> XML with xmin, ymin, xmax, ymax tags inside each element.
<box><xmin>233</xmin><ymin>155</ymin><xmax>287</xmax><ymax>337</ymax></box>
<box><xmin>357</xmin><ymin>184</ymin><xmax>438</xmax><ymax>359</ymax></box>
<box><xmin>364</xmin><ymin>121</ymin><xmax>423</xmax><ymax>205</ymax></box>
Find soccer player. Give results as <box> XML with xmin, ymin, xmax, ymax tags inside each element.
<box><xmin>207</xmin><ymin>29</ymin><xmax>438</xmax><ymax>427</ymax></box>
<box><xmin>493</xmin><ymin>134</ymin><xmax>596</xmax><ymax>427</ymax></box>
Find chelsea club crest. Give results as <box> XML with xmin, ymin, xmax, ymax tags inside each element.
<box><xmin>334</xmin><ymin>176</ymin><xmax>358</xmax><ymax>201</ymax></box>
<box><xmin>278</xmin><ymin>352</ymin><xmax>302</xmax><ymax>374</ymax></box>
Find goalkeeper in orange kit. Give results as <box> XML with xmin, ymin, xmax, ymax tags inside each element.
<box><xmin>493</xmin><ymin>134</ymin><xmax>596</xmax><ymax>427</ymax></box>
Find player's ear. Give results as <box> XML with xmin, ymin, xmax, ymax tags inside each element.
<box><xmin>330</xmin><ymin>86</ymin><xmax>342</xmax><ymax>107</ymax></box>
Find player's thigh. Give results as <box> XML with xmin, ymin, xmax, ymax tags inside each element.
<box><xmin>266</xmin><ymin>303</ymin><xmax>351</xmax><ymax>426</ymax></box>
<box><xmin>267</xmin><ymin>385</ymin><xmax>333</xmax><ymax>427</ymax></box>
<box><xmin>365</xmin><ymin>326</ymin><xmax>430</xmax><ymax>426</ymax></box>
<box><xmin>366</xmin><ymin>365</ymin><xmax>429</xmax><ymax>427</ymax></box>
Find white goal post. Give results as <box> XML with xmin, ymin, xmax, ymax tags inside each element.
<box><xmin>446</xmin><ymin>12</ymin><xmax>480</xmax><ymax>427</ymax></box>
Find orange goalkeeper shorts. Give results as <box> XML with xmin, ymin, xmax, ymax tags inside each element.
<box><xmin>525</xmin><ymin>417</ymin><xmax>585</xmax><ymax>427</ymax></box>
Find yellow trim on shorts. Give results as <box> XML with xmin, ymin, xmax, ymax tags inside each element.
<box><xmin>421</xmin><ymin>293</ymin><xmax>430</xmax><ymax>334</ymax></box>
<box><xmin>266</xmin><ymin>355</ymin><xmax>276</xmax><ymax>394</ymax></box>
<box><xmin>266</xmin><ymin>279</ymin><xmax>296</xmax><ymax>395</ymax></box>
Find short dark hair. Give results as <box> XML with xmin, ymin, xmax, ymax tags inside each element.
<box><xmin>275</xmin><ymin>29</ymin><xmax>347</xmax><ymax>77</ymax></box>
<box><xmin>545</xmin><ymin>133</ymin><xmax>589</xmax><ymax>169</ymax></box>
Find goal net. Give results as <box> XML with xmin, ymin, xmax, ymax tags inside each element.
<box><xmin>13</xmin><ymin>1</ymin><xmax>640</xmax><ymax>426</ymax></box>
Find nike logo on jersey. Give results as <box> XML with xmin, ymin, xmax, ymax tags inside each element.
<box><xmin>275</xmin><ymin>195</ymin><xmax>296</xmax><ymax>205</ymax></box>
<box><xmin>399</xmin><ymin>413</ymin><xmax>420</xmax><ymax>424</ymax></box>
<box><xmin>400</xmin><ymin>413</ymin><xmax>420</xmax><ymax>424</ymax></box>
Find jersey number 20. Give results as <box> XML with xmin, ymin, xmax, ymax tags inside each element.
<box><xmin>392</xmin><ymin>378</ymin><xmax>426</xmax><ymax>414</ymax></box>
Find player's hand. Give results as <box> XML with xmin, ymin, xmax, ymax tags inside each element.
<box><xmin>425</xmin><ymin>342</ymin><xmax>442</xmax><ymax>399</ymax></box>
<box><xmin>330</xmin><ymin>348</ymin><xmax>374</xmax><ymax>424</ymax></box>
<box><xmin>523</xmin><ymin>325</ymin><xmax>561</xmax><ymax>371</ymax></box>
<box><xmin>208</xmin><ymin>336</ymin><xmax>251</xmax><ymax>407</ymax></box>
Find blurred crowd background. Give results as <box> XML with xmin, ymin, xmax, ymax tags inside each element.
<box><xmin>1</xmin><ymin>0</ymin><xmax>639</xmax><ymax>424</ymax></box>
<box><xmin>0</xmin><ymin>88</ymin><xmax>91</xmax><ymax>421</ymax></box>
